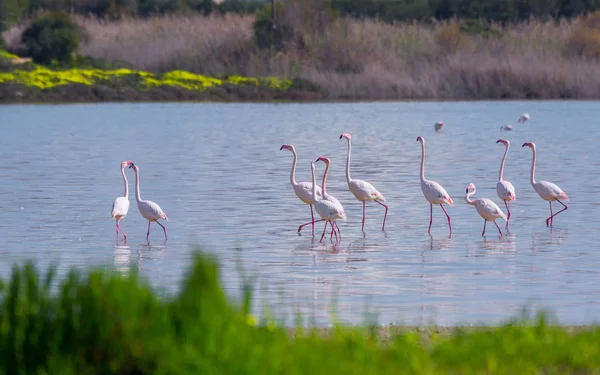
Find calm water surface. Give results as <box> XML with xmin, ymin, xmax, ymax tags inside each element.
<box><xmin>0</xmin><ymin>101</ymin><xmax>599</xmax><ymax>326</ymax></box>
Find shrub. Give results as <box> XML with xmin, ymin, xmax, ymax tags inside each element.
<box><xmin>565</xmin><ymin>11</ymin><xmax>600</xmax><ymax>59</ymax></box>
<box><xmin>21</xmin><ymin>11</ymin><xmax>84</xmax><ymax>65</ymax></box>
<box><xmin>216</xmin><ymin>0</ymin><xmax>268</xmax><ymax>15</ymax></box>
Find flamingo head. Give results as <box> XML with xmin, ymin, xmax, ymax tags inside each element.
<box><xmin>465</xmin><ymin>183</ymin><xmax>476</xmax><ymax>193</ymax></box>
<box><xmin>522</xmin><ymin>142</ymin><xmax>535</xmax><ymax>149</ymax></box>
<box><xmin>280</xmin><ymin>144</ymin><xmax>294</xmax><ymax>152</ymax></box>
<box><xmin>339</xmin><ymin>133</ymin><xmax>351</xmax><ymax>141</ymax></box>
<box><xmin>316</xmin><ymin>156</ymin><xmax>331</xmax><ymax>165</ymax></box>
<box><xmin>121</xmin><ymin>160</ymin><xmax>133</xmax><ymax>169</ymax></box>
<box><xmin>496</xmin><ymin>139</ymin><xmax>509</xmax><ymax>145</ymax></box>
<box><xmin>416</xmin><ymin>136</ymin><xmax>424</xmax><ymax>143</ymax></box>
<box><xmin>128</xmin><ymin>162</ymin><xmax>137</xmax><ymax>171</ymax></box>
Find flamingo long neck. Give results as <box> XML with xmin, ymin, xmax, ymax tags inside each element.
<box><xmin>345</xmin><ymin>139</ymin><xmax>352</xmax><ymax>184</ymax></box>
<box><xmin>419</xmin><ymin>140</ymin><xmax>426</xmax><ymax>181</ymax></box>
<box><xmin>311</xmin><ymin>165</ymin><xmax>318</xmax><ymax>201</ymax></box>
<box><xmin>465</xmin><ymin>189</ymin><xmax>476</xmax><ymax>206</ymax></box>
<box><xmin>289</xmin><ymin>149</ymin><xmax>298</xmax><ymax>187</ymax></box>
<box><xmin>321</xmin><ymin>161</ymin><xmax>330</xmax><ymax>196</ymax></box>
<box><xmin>499</xmin><ymin>144</ymin><xmax>509</xmax><ymax>181</ymax></box>
<box><xmin>134</xmin><ymin>168</ymin><xmax>142</xmax><ymax>202</ymax></box>
<box><xmin>529</xmin><ymin>146</ymin><xmax>537</xmax><ymax>185</ymax></box>
<box><xmin>121</xmin><ymin>166</ymin><xmax>129</xmax><ymax>199</ymax></box>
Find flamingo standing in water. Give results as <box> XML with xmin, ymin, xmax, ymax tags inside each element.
<box><xmin>434</xmin><ymin>121</ymin><xmax>445</xmax><ymax>132</ymax></box>
<box><xmin>416</xmin><ymin>136</ymin><xmax>453</xmax><ymax>236</ymax></box>
<box><xmin>315</xmin><ymin>156</ymin><xmax>346</xmax><ymax>240</ymax></box>
<box><xmin>518</xmin><ymin>113</ymin><xmax>530</xmax><ymax>123</ymax></box>
<box><xmin>522</xmin><ymin>142</ymin><xmax>568</xmax><ymax>226</ymax></box>
<box><xmin>129</xmin><ymin>163</ymin><xmax>169</xmax><ymax>241</ymax></box>
<box><xmin>339</xmin><ymin>133</ymin><xmax>388</xmax><ymax>232</ymax></box>
<box><xmin>111</xmin><ymin>160</ymin><xmax>133</xmax><ymax>241</ymax></box>
<box><xmin>496</xmin><ymin>139</ymin><xmax>516</xmax><ymax>229</ymax></box>
<box><xmin>500</xmin><ymin>125</ymin><xmax>513</xmax><ymax>131</ymax></box>
<box><xmin>311</xmin><ymin>161</ymin><xmax>346</xmax><ymax>243</ymax></box>
<box><xmin>280</xmin><ymin>144</ymin><xmax>323</xmax><ymax>235</ymax></box>
<box><xmin>465</xmin><ymin>183</ymin><xmax>507</xmax><ymax>236</ymax></box>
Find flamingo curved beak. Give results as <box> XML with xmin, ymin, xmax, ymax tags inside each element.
<box><xmin>128</xmin><ymin>163</ymin><xmax>135</xmax><ymax>169</ymax></box>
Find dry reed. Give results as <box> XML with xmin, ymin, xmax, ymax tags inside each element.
<box><xmin>4</xmin><ymin>12</ymin><xmax>600</xmax><ymax>99</ymax></box>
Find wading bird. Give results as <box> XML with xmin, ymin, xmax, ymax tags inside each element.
<box><xmin>416</xmin><ymin>136</ymin><xmax>453</xmax><ymax>236</ymax></box>
<box><xmin>522</xmin><ymin>142</ymin><xmax>568</xmax><ymax>226</ymax></box>
<box><xmin>518</xmin><ymin>113</ymin><xmax>530</xmax><ymax>123</ymax></box>
<box><xmin>339</xmin><ymin>133</ymin><xmax>388</xmax><ymax>232</ymax></box>
<box><xmin>129</xmin><ymin>163</ymin><xmax>169</xmax><ymax>241</ymax></box>
<box><xmin>496</xmin><ymin>139</ymin><xmax>516</xmax><ymax>228</ymax></box>
<box><xmin>311</xmin><ymin>161</ymin><xmax>346</xmax><ymax>243</ymax></box>
<box><xmin>465</xmin><ymin>183</ymin><xmax>507</xmax><ymax>236</ymax></box>
<box><xmin>111</xmin><ymin>160</ymin><xmax>133</xmax><ymax>241</ymax></box>
<box><xmin>434</xmin><ymin>121</ymin><xmax>445</xmax><ymax>132</ymax></box>
<box><xmin>500</xmin><ymin>125</ymin><xmax>513</xmax><ymax>131</ymax></box>
<box><xmin>280</xmin><ymin>144</ymin><xmax>323</xmax><ymax>236</ymax></box>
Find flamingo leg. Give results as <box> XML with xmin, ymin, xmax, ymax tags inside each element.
<box><xmin>375</xmin><ymin>199</ymin><xmax>388</xmax><ymax>231</ymax></box>
<box><xmin>331</xmin><ymin>222</ymin><xmax>338</xmax><ymax>242</ymax></box>
<box><xmin>334</xmin><ymin>221</ymin><xmax>341</xmax><ymax>240</ymax></box>
<box><xmin>310</xmin><ymin>204</ymin><xmax>315</xmax><ymax>236</ymax></box>
<box><xmin>428</xmin><ymin>203</ymin><xmax>433</xmax><ymax>234</ymax></box>
<box><xmin>298</xmin><ymin>219</ymin><xmax>325</xmax><ymax>233</ymax></box>
<box><xmin>155</xmin><ymin>220</ymin><xmax>168</xmax><ymax>241</ymax></box>
<box><xmin>362</xmin><ymin>201</ymin><xmax>366</xmax><ymax>232</ymax></box>
<box><xmin>320</xmin><ymin>222</ymin><xmax>329</xmax><ymax>242</ymax></box>
<box><xmin>504</xmin><ymin>200</ymin><xmax>511</xmax><ymax>229</ymax></box>
<box><xmin>482</xmin><ymin>220</ymin><xmax>487</xmax><ymax>236</ymax></box>
<box><xmin>146</xmin><ymin>221</ymin><xmax>151</xmax><ymax>241</ymax></box>
<box><xmin>116</xmin><ymin>219</ymin><xmax>127</xmax><ymax>240</ymax></box>
<box><xmin>440</xmin><ymin>204</ymin><xmax>452</xmax><ymax>237</ymax></box>
<box><xmin>547</xmin><ymin>199</ymin><xmax>568</xmax><ymax>226</ymax></box>
<box><xmin>493</xmin><ymin>220</ymin><xmax>502</xmax><ymax>236</ymax></box>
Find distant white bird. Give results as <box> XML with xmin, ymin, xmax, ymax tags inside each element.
<box><xmin>518</xmin><ymin>113</ymin><xmax>530</xmax><ymax>123</ymax></box>
<box><xmin>129</xmin><ymin>163</ymin><xmax>169</xmax><ymax>241</ymax></box>
<box><xmin>434</xmin><ymin>121</ymin><xmax>445</xmax><ymax>132</ymax></box>
<box><xmin>111</xmin><ymin>160</ymin><xmax>133</xmax><ymax>241</ymax></box>
<box><xmin>496</xmin><ymin>139</ymin><xmax>516</xmax><ymax>229</ymax></box>
<box><xmin>465</xmin><ymin>183</ymin><xmax>507</xmax><ymax>236</ymax></box>
<box><xmin>311</xmin><ymin>161</ymin><xmax>346</xmax><ymax>243</ymax></box>
<box><xmin>522</xmin><ymin>142</ymin><xmax>569</xmax><ymax>226</ymax></box>
<box><xmin>416</xmin><ymin>136</ymin><xmax>453</xmax><ymax>237</ymax></box>
<box><xmin>280</xmin><ymin>144</ymin><xmax>323</xmax><ymax>235</ymax></box>
<box><xmin>500</xmin><ymin>125</ymin><xmax>513</xmax><ymax>131</ymax></box>
<box><xmin>339</xmin><ymin>133</ymin><xmax>388</xmax><ymax>232</ymax></box>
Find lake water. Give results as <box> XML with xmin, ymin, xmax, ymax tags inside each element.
<box><xmin>0</xmin><ymin>101</ymin><xmax>599</xmax><ymax>327</ymax></box>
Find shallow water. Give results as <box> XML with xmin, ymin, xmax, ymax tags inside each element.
<box><xmin>0</xmin><ymin>101</ymin><xmax>598</xmax><ymax>326</ymax></box>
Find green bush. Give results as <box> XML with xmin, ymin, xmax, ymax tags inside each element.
<box><xmin>21</xmin><ymin>11</ymin><xmax>84</xmax><ymax>65</ymax></box>
<box><xmin>216</xmin><ymin>0</ymin><xmax>268</xmax><ymax>15</ymax></box>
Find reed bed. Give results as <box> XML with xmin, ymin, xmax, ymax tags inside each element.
<box><xmin>4</xmin><ymin>12</ymin><xmax>600</xmax><ymax>99</ymax></box>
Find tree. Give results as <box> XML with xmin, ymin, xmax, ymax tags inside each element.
<box><xmin>21</xmin><ymin>11</ymin><xmax>82</xmax><ymax>65</ymax></box>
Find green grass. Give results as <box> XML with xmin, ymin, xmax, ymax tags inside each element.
<box><xmin>1</xmin><ymin>250</ymin><xmax>600</xmax><ymax>374</ymax></box>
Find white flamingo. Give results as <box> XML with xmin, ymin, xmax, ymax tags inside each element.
<box><xmin>311</xmin><ymin>161</ymin><xmax>346</xmax><ymax>243</ymax></box>
<box><xmin>434</xmin><ymin>121</ymin><xmax>445</xmax><ymax>132</ymax></box>
<box><xmin>339</xmin><ymin>133</ymin><xmax>388</xmax><ymax>232</ymax></box>
<box><xmin>518</xmin><ymin>113</ymin><xmax>530</xmax><ymax>123</ymax></box>
<box><xmin>129</xmin><ymin>163</ymin><xmax>169</xmax><ymax>241</ymax></box>
<box><xmin>500</xmin><ymin>125</ymin><xmax>513</xmax><ymax>131</ymax></box>
<box><xmin>522</xmin><ymin>142</ymin><xmax>569</xmax><ymax>226</ymax></box>
<box><xmin>465</xmin><ymin>183</ymin><xmax>507</xmax><ymax>236</ymax></box>
<box><xmin>280</xmin><ymin>144</ymin><xmax>323</xmax><ymax>235</ymax></box>
<box><xmin>111</xmin><ymin>160</ymin><xmax>133</xmax><ymax>241</ymax></box>
<box><xmin>496</xmin><ymin>139</ymin><xmax>516</xmax><ymax>229</ymax></box>
<box><xmin>416</xmin><ymin>136</ymin><xmax>453</xmax><ymax>236</ymax></box>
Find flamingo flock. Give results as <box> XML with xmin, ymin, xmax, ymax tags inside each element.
<box><xmin>279</xmin><ymin>129</ymin><xmax>568</xmax><ymax>242</ymax></box>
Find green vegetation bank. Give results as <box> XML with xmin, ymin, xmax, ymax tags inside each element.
<box><xmin>1</xmin><ymin>250</ymin><xmax>600</xmax><ymax>374</ymax></box>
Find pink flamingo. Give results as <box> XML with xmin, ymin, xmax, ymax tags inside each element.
<box><xmin>434</xmin><ymin>121</ymin><xmax>445</xmax><ymax>132</ymax></box>
<box><xmin>496</xmin><ymin>139</ymin><xmax>516</xmax><ymax>229</ymax></box>
<box><xmin>311</xmin><ymin>161</ymin><xmax>346</xmax><ymax>243</ymax></box>
<box><xmin>522</xmin><ymin>142</ymin><xmax>569</xmax><ymax>226</ymax></box>
<box><xmin>465</xmin><ymin>183</ymin><xmax>507</xmax><ymax>236</ymax></box>
<box><xmin>111</xmin><ymin>160</ymin><xmax>133</xmax><ymax>241</ymax></box>
<box><xmin>315</xmin><ymin>156</ymin><xmax>346</xmax><ymax>240</ymax></box>
<box><xmin>129</xmin><ymin>163</ymin><xmax>169</xmax><ymax>241</ymax></box>
<box><xmin>518</xmin><ymin>113</ymin><xmax>530</xmax><ymax>123</ymax></box>
<box><xmin>280</xmin><ymin>144</ymin><xmax>323</xmax><ymax>235</ymax></box>
<box><xmin>416</xmin><ymin>136</ymin><xmax>453</xmax><ymax>236</ymax></box>
<box><xmin>339</xmin><ymin>133</ymin><xmax>388</xmax><ymax>232</ymax></box>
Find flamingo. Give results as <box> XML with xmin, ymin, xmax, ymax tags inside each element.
<box><xmin>311</xmin><ymin>161</ymin><xmax>346</xmax><ymax>243</ymax></box>
<box><xmin>315</xmin><ymin>156</ymin><xmax>346</xmax><ymax>240</ymax></box>
<box><xmin>500</xmin><ymin>125</ymin><xmax>513</xmax><ymax>131</ymax></box>
<box><xmin>434</xmin><ymin>121</ymin><xmax>445</xmax><ymax>132</ymax></box>
<box><xmin>129</xmin><ymin>163</ymin><xmax>169</xmax><ymax>241</ymax></box>
<box><xmin>522</xmin><ymin>142</ymin><xmax>568</xmax><ymax>226</ymax></box>
<box><xmin>518</xmin><ymin>113</ymin><xmax>530</xmax><ymax>123</ymax></box>
<box><xmin>280</xmin><ymin>144</ymin><xmax>323</xmax><ymax>235</ymax></box>
<box><xmin>465</xmin><ymin>183</ymin><xmax>507</xmax><ymax>236</ymax></box>
<box><xmin>416</xmin><ymin>136</ymin><xmax>453</xmax><ymax>236</ymax></box>
<box><xmin>339</xmin><ymin>133</ymin><xmax>388</xmax><ymax>232</ymax></box>
<box><xmin>111</xmin><ymin>160</ymin><xmax>133</xmax><ymax>241</ymax></box>
<box><xmin>496</xmin><ymin>139</ymin><xmax>516</xmax><ymax>229</ymax></box>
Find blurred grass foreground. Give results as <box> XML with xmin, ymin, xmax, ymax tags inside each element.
<box><xmin>1</xmin><ymin>250</ymin><xmax>600</xmax><ymax>374</ymax></box>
